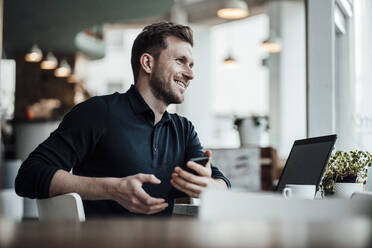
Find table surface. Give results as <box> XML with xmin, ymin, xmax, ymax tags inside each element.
<box><xmin>1</xmin><ymin>217</ymin><xmax>371</xmax><ymax>248</ymax></box>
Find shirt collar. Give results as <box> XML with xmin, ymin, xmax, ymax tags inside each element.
<box><xmin>126</xmin><ymin>84</ymin><xmax>171</xmax><ymax>123</ymax></box>
<box><xmin>127</xmin><ymin>84</ymin><xmax>151</xmax><ymax>114</ymax></box>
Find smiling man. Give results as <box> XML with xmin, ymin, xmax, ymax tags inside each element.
<box><xmin>15</xmin><ymin>22</ymin><xmax>230</xmax><ymax>218</ymax></box>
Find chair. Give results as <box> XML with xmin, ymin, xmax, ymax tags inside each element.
<box><xmin>199</xmin><ymin>189</ymin><xmax>372</xmax><ymax>221</ymax></box>
<box><xmin>260</xmin><ymin>147</ymin><xmax>279</xmax><ymax>191</ymax></box>
<box><xmin>0</xmin><ymin>189</ymin><xmax>24</xmax><ymax>221</ymax></box>
<box><xmin>36</xmin><ymin>193</ymin><xmax>85</xmax><ymax>222</ymax></box>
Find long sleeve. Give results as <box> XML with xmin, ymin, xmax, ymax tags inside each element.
<box><xmin>15</xmin><ymin>97</ymin><xmax>108</xmax><ymax>199</ymax></box>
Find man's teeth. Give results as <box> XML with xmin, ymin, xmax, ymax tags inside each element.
<box><xmin>176</xmin><ymin>80</ymin><xmax>185</xmax><ymax>89</ymax></box>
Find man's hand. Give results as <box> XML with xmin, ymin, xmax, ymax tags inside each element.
<box><xmin>170</xmin><ymin>150</ymin><xmax>227</xmax><ymax>198</ymax></box>
<box><xmin>110</xmin><ymin>173</ymin><xmax>168</xmax><ymax>215</ymax></box>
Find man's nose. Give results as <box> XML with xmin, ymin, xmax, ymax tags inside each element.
<box><xmin>184</xmin><ymin>66</ymin><xmax>194</xmax><ymax>80</ymax></box>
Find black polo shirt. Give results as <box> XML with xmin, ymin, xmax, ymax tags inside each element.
<box><xmin>15</xmin><ymin>85</ymin><xmax>230</xmax><ymax>218</ymax></box>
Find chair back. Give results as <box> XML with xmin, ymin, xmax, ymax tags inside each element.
<box><xmin>199</xmin><ymin>189</ymin><xmax>372</xmax><ymax>221</ymax></box>
<box><xmin>37</xmin><ymin>193</ymin><xmax>85</xmax><ymax>222</ymax></box>
<box><xmin>0</xmin><ymin>189</ymin><xmax>24</xmax><ymax>221</ymax></box>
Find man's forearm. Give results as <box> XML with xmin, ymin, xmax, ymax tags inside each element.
<box><xmin>49</xmin><ymin>169</ymin><xmax>117</xmax><ymax>200</ymax></box>
<box><xmin>49</xmin><ymin>170</ymin><xmax>169</xmax><ymax>214</ymax></box>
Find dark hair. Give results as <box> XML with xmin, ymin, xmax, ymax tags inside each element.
<box><xmin>131</xmin><ymin>22</ymin><xmax>193</xmax><ymax>83</ymax></box>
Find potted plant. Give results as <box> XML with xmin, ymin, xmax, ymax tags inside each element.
<box><xmin>320</xmin><ymin>150</ymin><xmax>372</xmax><ymax>198</ymax></box>
<box><xmin>233</xmin><ymin>115</ymin><xmax>269</xmax><ymax>146</ymax></box>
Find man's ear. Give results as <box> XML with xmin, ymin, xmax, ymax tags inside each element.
<box><xmin>140</xmin><ymin>53</ymin><xmax>154</xmax><ymax>74</ymax></box>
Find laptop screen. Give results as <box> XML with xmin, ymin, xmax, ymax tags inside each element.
<box><xmin>276</xmin><ymin>135</ymin><xmax>337</xmax><ymax>192</ymax></box>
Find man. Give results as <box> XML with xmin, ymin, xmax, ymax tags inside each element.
<box><xmin>15</xmin><ymin>22</ymin><xmax>230</xmax><ymax>218</ymax></box>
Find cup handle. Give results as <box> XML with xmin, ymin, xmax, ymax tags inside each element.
<box><xmin>283</xmin><ymin>188</ymin><xmax>292</xmax><ymax>198</ymax></box>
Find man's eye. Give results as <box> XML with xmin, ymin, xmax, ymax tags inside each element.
<box><xmin>176</xmin><ymin>58</ymin><xmax>183</xmax><ymax>63</ymax></box>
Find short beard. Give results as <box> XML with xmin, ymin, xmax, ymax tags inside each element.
<box><xmin>149</xmin><ymin>69</ymin><xmax>182</xmax><ymax>105</ymax></box>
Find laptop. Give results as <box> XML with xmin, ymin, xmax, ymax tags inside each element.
<box><xmin>275</xmin><ymin>134</ymin><xmax>337</xmax><ymax>192</ymax></box>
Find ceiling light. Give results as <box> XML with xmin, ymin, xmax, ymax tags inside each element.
<box><xmin>40</xmin><ymin>52</ymin><xmax>58</xmax><ymax>70</ymax></box>
<box><xmin>261</xmin><ymin>34</ymin><xmax>282</xmax><ymax>53</ymax></box>
<box><xmin>217</xmin><ymin>0</ymin><xmax>249</xmax><ymax>20</ymax></box>
<box><xmin>223</xmin><ymin>54</ymin><xmax>237</xmax><ymax>65</ymax></box>
<box><xmin>25</xmin><ymin>44</ymin><xmax>43</xmax><ymax>63</ymax></box>
<box><xmin>54</xmin><ymin>59</ymin><xmax>71</xmax><ymax>78</ymax></box>
<box><xmin>223</xmin><ymin>54</ymin><xmax>239</xmax><ymax>69</ymax></box>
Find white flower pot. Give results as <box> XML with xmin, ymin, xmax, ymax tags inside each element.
<box><xmin>238</xmin><ymin>118</ymin><xmax>265</xmax><ymax>146</ymax></box>
<box><xmin>334</xmin><ymin>182</ymin><xmax>364</xmax><ymax>198</ymax></box>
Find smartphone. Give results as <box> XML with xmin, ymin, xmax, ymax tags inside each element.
<box><xmin>183</xmin><ymin>156</ymin><xmax>209</xmax><ymax>175</ymax></box>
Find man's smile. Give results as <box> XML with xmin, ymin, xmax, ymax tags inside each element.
<box><xmin>174</xmin><ymin>77</ymin><xmax>188</xmax><ymax>90</ymax></box>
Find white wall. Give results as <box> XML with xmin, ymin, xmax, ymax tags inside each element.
<box><xmin>279</xmin><ymin>1</ymin><xmax>306</xmax><ymax>156</ymax></box>
<box><xmin>355</xmin><ymin>0</ymin><xmax>372</xmax><ymax>150</ymax></box>
<box><xmin>334</xmin><ymin>1</ymin><xmax>356</xmax><ymax>151</ymax></box>
<box><xmin>307</xmin><ymin>0</ymin><xmax>336</xmax><ymax>137</ymax></box>
<box><xmin>211</xmin><ymin>15</ymin><xmax>269</xmax><ymax>116</ymax></box>
<box><xmin>269</xmin><ymin>0</ymin><xmax>306</xmax><ymax>158</ymax></box>
<box><xmin>354</xmin><ymin>0</ymin><xmax>372</xmax><ymax>190</ymax></box>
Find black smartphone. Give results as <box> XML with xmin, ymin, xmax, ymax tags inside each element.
<box><xmin>183</xmin><ymin>156</ymin><xmax>209</xmax><ymax>175</ymax></box>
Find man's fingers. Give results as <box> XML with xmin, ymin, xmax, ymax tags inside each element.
<box><xmin>172</xmin><ymin>173</ymin><xmax>204</xmax><ymax>193</ymax></box>
<box><xmin>130</xmin><ymin>206</ymin><xmax>143</xmax><ymax>214</ymax></box>
<box><xmin>145</xmin><ymin>203</ymin><xmax>169</xmax><ymax>214</ymax></box>
<box><xmin>205</xmin><ymin>150</ymin><xmax>212</xmax><ymax>157</ymax></box>
<box><xmin>136</xmin><ymin>173</ymin><xmax>161</xmax><ymax>184</ymax></box>
<box><xmin>171</xmin><ymin>179</ymin><xmax>199</xmax><ymax>198</ymax></box>
<box><xmin>132</xmin><ymin>186</ymin><xmax>165</xmax><ymax>205</ymax></box>
<box><xmin>186</xmin><ymin>161</ymin><xmax>209</xmax><ymax>176</ymax></box>
<box><xmin>131</xmin><ymin>201</ymin><xmax>169</xmax><ymax>214</ymax></box>
<box><xmin>115</xmin><ymin>174</ymin><xmax>169</xmax><ymax>215</ymax></box>
<box><xmin>174</xmin><ymin>167</ymin><xmax>209</xmax><ymax>187</ymax></box>
<box><xmin>204</xmin><ymin>150</ymin><xmax>212</xmax><ymax>168</ymax></box>
<box><xmin>138</xmin><ymin>205</ymin><xmax>168</xmax><ymax>215</ymax></box>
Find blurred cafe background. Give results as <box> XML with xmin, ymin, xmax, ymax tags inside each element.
<box><xmin>0</xmin><ymin>0</ymin><xmax>372</xmax><ymax>220</ymax></box>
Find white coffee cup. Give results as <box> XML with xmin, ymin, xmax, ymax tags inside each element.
<box><xmin>282</xmin><ymin>184</ymin><xmax>316</xmax><ymax>199</ymax></box>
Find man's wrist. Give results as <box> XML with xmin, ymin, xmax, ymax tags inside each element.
<box><xmin>103</xmin><ymin>177</ymin><xmax>121</xmax><ymax>201</ymax></box>
<box><xmin>212</xmin><ymin>178</ymin><xmax>228</xmax><ymax>189</ymax></box>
